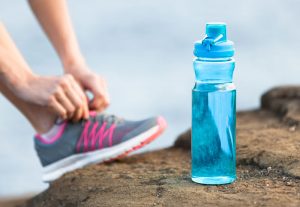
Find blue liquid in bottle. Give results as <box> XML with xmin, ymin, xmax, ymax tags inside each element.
<box><xmin>191</xmin><ymin>23</ymin><xmax>236</xmax><ymax>185</ymax></box>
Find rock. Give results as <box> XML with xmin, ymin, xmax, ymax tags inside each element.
<box><xmin>25</xmin><ymin>149</ymin><xmax>300</xmax><ymax>207</ymax></box>
<box><xmin>0</xmin><ymin>197</ymin><xmax>30</xmax><ymax>207</ymax></box>
<box><xmin>261</xmin><ymin>86</ymin><xmax>300</xmax><ymax>126</ymax></box>
<box><xmin>174</xmin><ymin>129</ymin><xmax>190</xmax><ymax>150</ymax></box>
<box><xmin>24</xmin><ymin>87</ymin><xmax>300</xmax><ymax>207</ymax></box>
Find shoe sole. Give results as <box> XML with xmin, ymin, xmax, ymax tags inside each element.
<box><xmin>42</xmin><ymin>116</ymin><xmax>167</xmax><ymax>182</ymax></box>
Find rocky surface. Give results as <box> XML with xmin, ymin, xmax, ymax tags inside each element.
<box><xmin>21</xmin><ymin>86</ymin><xmax>300</xmax><ymax>207</ymax></box>
<box><xmin>0</xmin><ymin>197</ymin><xmax>29</xmax><ymax>207</ymax></box>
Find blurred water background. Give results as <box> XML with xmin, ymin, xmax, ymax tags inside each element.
<box><xmin>1</xmin><ymin>0</ymin><xmax>300</xmax><ymax>198</ymax></box>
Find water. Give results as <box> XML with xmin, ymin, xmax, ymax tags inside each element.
<box><xmin>191</xmin><ymin>83</ymin><xmax>236</xmax><ymax>184</ymax></box>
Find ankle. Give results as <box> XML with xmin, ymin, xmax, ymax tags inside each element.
<box><xmin>25</xmin><ymin>107</ymin><xmax>58</xmax><ymax>134</ymax></box>
<box><xmin>0</xmin><ymin>81</ymin><xmax>58</xmax><ymax>134</ymax></box>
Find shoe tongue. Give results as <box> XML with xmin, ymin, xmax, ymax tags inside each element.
<box><xmin>101</xmin><ymin>114</ymin><xmax>116</xmax><ymax>124</ymax></box>
<box><xmin>93</xmin><ymin>113</ymin><xmax>122</xmax><ymax>125</ymax></box>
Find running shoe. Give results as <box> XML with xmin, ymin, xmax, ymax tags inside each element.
<box><xmin>34</xmin><ymin>112</ymin><xmax>167</xmax><ymax>182</ymax></box>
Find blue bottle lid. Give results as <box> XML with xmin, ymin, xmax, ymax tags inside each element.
<box><xmin>194</xmin><ymin>22</ymin><xmax>234</xmax><ymax>58</ymax></box>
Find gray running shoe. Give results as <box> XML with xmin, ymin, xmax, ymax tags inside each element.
<box><xmin>34</xmin><ymin>112</ymin><xmax>167</xmax><ymax>182</ymax></box>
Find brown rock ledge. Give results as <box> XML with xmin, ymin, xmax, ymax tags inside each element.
<box><xmin>24</xmin><ymin>87</ymin><xmax>300</xmax><ymax>207</ymax></box>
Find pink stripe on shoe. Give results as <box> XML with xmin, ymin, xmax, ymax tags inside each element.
<box><xmin>35</xmin><ymin>122</ymin><xmax>67</xmax><ymax>144</ymax></box>
<box><xmin>89</xmin><ymin>111</ymin><xmax>97</xmax><ymax>117</ymax></box>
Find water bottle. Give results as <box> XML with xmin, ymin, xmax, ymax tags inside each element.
<box><xmin>191</xmin><ymin>23</ymin><xmax>236</xmax><ymax>185</ymax></box>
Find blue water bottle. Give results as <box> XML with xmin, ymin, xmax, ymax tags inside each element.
<box><xmin>191</xmin><ymin>23</ymin><xmax>236</xmax><ymax>185</ymax></box>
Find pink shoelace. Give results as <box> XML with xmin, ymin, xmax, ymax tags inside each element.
<box><xmin>76</xmin><ymin>120</ymin><xmax>116</xmax><ymax>152</ymax></box>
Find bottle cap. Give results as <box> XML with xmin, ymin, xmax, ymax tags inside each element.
<box><xmin>194</xmin><ymin>22</ymin><xmax>234</xmax><ymax>58</ymax></box>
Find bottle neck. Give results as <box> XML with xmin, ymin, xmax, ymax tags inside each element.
<box><xmin>193</xmin><ymin>57</ymin><xmax>235</xmax><ymax>84</ymax></box>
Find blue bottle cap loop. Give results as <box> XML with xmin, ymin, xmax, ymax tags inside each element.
<box><xmin>194</xmin><ymin>22</ymin><xmax>235</xmax><ymax>58</ymax></box>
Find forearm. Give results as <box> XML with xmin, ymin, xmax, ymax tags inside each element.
<box><xmin>28</xmin><ymin>0</ymin><xmax>85</xmax><ymax>70</ymax></box>
<box><xmin>28</xmin><ymin>0</ymin><xmax>109</xmax><ymax>111</ymax></box>
<box><xmin>0</xmin><ymin>23</ymin><xmax>35</xmax><ymax>93</ymax></box>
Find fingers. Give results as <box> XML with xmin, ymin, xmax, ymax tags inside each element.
<box><xmin>90</xmin><ymin>96</ymin><xmax>108</xmax><ymax>112</ymax></box>
<box><xmin>48</xmin><ymin>96</ymin><xmax>67</xmax><ymax>120</ymax></box>
<box><xmin>55</xmin><ymin>87</ymin><xmax>75</xmax><ymax>119</ymax></box>
<box><xmin>48</xmin><ymin>72</ymin><xmax>110</xmax><ymax>121</ymax></box>
<box><xmin>51</xmin><ymin>74</ymin><xmax>88</xmax><ymax>121</ymax></box>
<box><xmin>69</xmin><ymin>77</ymin><xmax>89</xmax><ymax>120</ymax></box>
<box><xmin>88</xmin><ymin>76</ymin><xmax>110</xmax><ymax>112</ymax></box>
<box><xmin>66</xmin><ymin>89</ymin><xmax>84</xmax><ymax>122</ymax></box>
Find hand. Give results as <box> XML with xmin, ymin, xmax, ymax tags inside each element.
<box><xmin>15</xmin><ymin>74</ymin><xmax>89</xmax><ymax>121</ymax></box>
<box><xmin>64</xmin><ymin>63</ymin><xmax>110</xmax><ymax>112</ymax></box>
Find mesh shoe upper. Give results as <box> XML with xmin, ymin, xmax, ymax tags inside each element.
<box><xmin>34</xmin><ymin>113</ymin><xmax>158</xmax><ymax>167</ymax></box>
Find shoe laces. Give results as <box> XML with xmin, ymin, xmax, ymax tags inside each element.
<box><xmin>76</xmin><ymin>112</ymin><xmax>120</xmax><ymax>152</ymax></box>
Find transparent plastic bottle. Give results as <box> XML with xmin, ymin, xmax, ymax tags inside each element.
<box><xmin>191</xmin><ymin>23</ymin><xmax>236</xmax><ymax>185</ymax></box>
